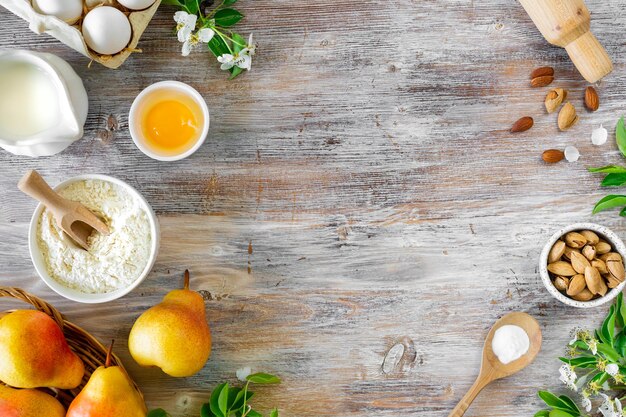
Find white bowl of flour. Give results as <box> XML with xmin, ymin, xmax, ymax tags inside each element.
<box><xmin>28</xmin><ymin>174</ymin><xmax>159</xmax><ymax>303</ymax></box>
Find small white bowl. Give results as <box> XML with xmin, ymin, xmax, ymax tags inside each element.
<box><xmin>129</xmin><ymin>80</ymin><xmax>209</xmax><ymax>161</ymax></box>
<box><xmin>540</xmin><ymin>222</ymin><xmax>626</xmax><ymax>308</ymax></box>
<box><xmin>28</xmin><ymin>174</ymin><xmax>160</xmax><ymax>303</ymax></box>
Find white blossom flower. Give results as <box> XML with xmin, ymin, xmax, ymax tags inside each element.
<box><xmin>217</xmin><ymin>33</ymin><xmax>256</xmax><ymax>71</ymax></box>
<box><xmin>236</xmin><ymin>366</ymin><xmax>252</xmax><ymax>381</ymax></box>
<box><xmin>559</xmin><ymin>364</ymin><xmax>578</xmax><ymax>391</ymax></box>
<box><xmin>607</xmin><ymin>363</ymin><xmax>620</xmax><ymax>377</ymax></box>
<box><xmin>174</xmin><ymin>11</ymin><xmax>214</xmax><ymax>56</ymax></box>
<box><xmin>599</xmin><ymin>394</ymin><xmax>623</xmax><ymax>417</ymax></box>
<box><xmin>588</xmin><ymin>338</ymin><xmax>598</xmax><ymax>355</ymax></box>
<box><xmin>581</xmin><ymin>395</ymin><xmax>592</xmax><ymax>412</ymax></box>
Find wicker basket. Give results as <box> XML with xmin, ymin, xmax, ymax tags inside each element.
<box><xmin>0</xmin><ymin>286</ymin><xmax>143</xmax><ymax>408</ymax></box>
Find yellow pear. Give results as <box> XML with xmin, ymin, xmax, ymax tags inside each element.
<box><xmin>0</xmin><ymin>310</ymin><xmax>84</xmax><ymax>389</ymax></box>
<box><xmin>66</xmin><ymin>342</ymin><xmax>147</xmax><ymax>417</ymax></box>
<box><xmin>0</xmin><ymin>385</ymin><xmax>65</xmax><ymax>417</ymax></box>
<box><xmin>128</xmin><ymin>270</ymin><xmax>211</xmax><ymax>377</ymax></box>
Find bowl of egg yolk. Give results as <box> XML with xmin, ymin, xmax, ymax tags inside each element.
<box><xmin>129</xmin><ymin>81</ymin><xmax>209</xmax><ymax>161</ymax></box>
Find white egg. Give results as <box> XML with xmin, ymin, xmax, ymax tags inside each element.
<box><xmin>116</xmin><ymin>0</ymin><xmax>156</xmax><ymax>11</ymax></box>
<box><xmin>32</xmin><ymin>0</ymin><xmax>83</xmax><ymax>24</ymax></box>
<box><xmin>82</xmin><ymin>6</ymin><xmax>131</xmax><ymax>55</ymax></box>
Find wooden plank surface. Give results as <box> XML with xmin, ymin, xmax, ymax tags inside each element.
<box><xmin>0</xmin><ymin>0</ymin><xmax>625</xmax><ymax>415</ymax></box>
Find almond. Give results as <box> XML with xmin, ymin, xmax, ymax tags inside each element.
<box><xmin>564</xmin><ymin>231</ymin><xmax>587</xmax><ymax>248</ymax></box>
<box><xmin>548</xmin><ymin>240</ymin><xmax>566</xmax><ymax>263</ymax></box>
<box><xmin>595</xmin><ymin>241</ymin><xmax>612</xmax><ymax>255</ymax></box>
<box><xmin>580</xmin><ymin>230</ymin><xmax>600</xmax><ymax>245</ymax></box>
<box><xmin>558</xmin><ymin>102</ymin><xmax>579</xmax><ymax>131</ymax></box>
<box><xmin>510</xmin><ymin>116</ymin><xmax>533</xmax><ymax>133</ymax></box>
<box><xmin>567</xmin><ymin>274</ymin><xmax>586</xmax><ymax>296</ymax></box>
<box><xmin>570</xmin><ymin>251</ymin><xmax>591</xmax><ymax>274</ymax></box>
<box><xmin>531</xmin><ymin>66</ymin><xmax>555</xmax><ymax>79</ymax></box>
<box><xmin>584</xmin><ymin>86</ymin><xmax>599</xmax><ymax>111</ymax></box>
<box><xmin>548</xmin><ymin>261</ymin><xmax>577</xmax><ymax>276</ymax></box>
<box><xmin>545</xmin><ymin>88</ymin><xmax>567</xmax><ymax>113</ymax></box>
<box><xmin>572</xmin><ymin>288</ymin><xmax>594</xmax><ymax>301</ymax></box>
<box><xmin>531</xmin><ymin>75</ymin><xmax>554</xmax><ymax>87</ymax></box>
<box><xmin>585</xmin><ymin>266</ymin><xmax>607</xmax><ymax>295</ymax></box>
<box><xmin>542</xmin><ymin>149</ymin><xmax>564</xmax><ymax>163</ymax></box>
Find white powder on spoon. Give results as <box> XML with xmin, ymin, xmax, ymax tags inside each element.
<box><xmin>491</xmin><ymin>324</ymin><xmax>530</xmax><ymax>364</ymax></box>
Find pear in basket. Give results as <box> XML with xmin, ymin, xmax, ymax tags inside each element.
<box><xmin>0</xmin><ymin>310</ymin><xmax>84</xmax><ymax>389</ymax></box>
<box><xmin>66</xmin><ymin>341</ymin><xmax>147</xmax><ymax>417</ymax></box>
<box><xmin>0</xmin><ymin>385</ymin><xmax>66</xmax><ymax>417</ymax></box>
<box><xmin>128</xmin><ymin>270</ymin><xmax>212</xmax><ymax>377</ymax></box>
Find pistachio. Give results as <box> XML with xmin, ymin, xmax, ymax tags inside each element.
<box><xmin>564</xmin><ymin>232</ymin><xmax>587</xmax><ymax>248</ymax></box>
<box><xmin>607</xmin><ymin>274</ymin><xmax>622</xmax><ymax>289</ymax></box>
<box><xmin>582</xmin><ymin>245</ymin><xmax>596</xmax><ymax>261</ymax></box>
<box><xmin>580</xmin><ymin>230</ymin><xmax>600</xmax><ymax>245</ymax></box>
<box><xmin>562</xmin><ymin>246</ymin><xmax>581</xmax><ymax>260</ymax></box>
<box><xmin>548</xmin><ymin>261</ymin><xmax>577</xmax><ymax>276</ymax></box>
<box><xmin>570</xmin><ymin>251</ymin><xmax>591</xmax><ymax>274</ymax></box>
<box><xmin>585</xmin><ymin>266</ymin><xmax>607</xmax><ymax>296</ymax></box>
<box><xmin>592</xmin><ymin>259</ymin><xmax>608</xmax><ymax>275</ymax></box>
<box><xmin>545</xmin><ymin>88</ymin><xmax>567</xmax><ymax>114</ymax></box>
<box><xmin>567</xmin><ymin>274</ymin><xmax>586</xmax><ymax>296</ymax></box>
<box><xmin>572</xmin><ymin>288</ymin><xmax>594</xmax><ymax>301</ymax></box>
<box><xmin>596</xmin><ymin>241</ymin><xmax>612</xmax><ymax>255</ymax></box>
<box><xmin>606</xmin><ymin>253</ymin><xmax>625</xmax><ymax>283</ymax></box>
<box><xmin>553</xmin><ymin>276</ymin><xmax>570</xmax><ymax>292</ymax></box>
<box><xmin>548</xmin><ymin>240</ymin><xmax>566</xmax><ymax>263</ymax></box>
<box><xmin>600</xmin><ymin>252</ymin><xmax>620</xmax><ymax>262</ymax></box>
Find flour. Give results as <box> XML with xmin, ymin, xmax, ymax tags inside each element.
<box><xmin>491</xmin><ymin>325</ymin><xmax>530</xmax><ymax>365</ymax></box>
<box><xmin>37</xmin><ymin>179</ymin><xmax>152</xmax><ymax>294</ymax></box>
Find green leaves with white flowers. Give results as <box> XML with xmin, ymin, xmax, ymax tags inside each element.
<box><xmin>535</xmin><ymin>293</ymin><xmax>626</xmax><ymax>417</ymax></box>
<box><xmin>149</xmin><ymin>371</ymin><xmax>281</xmax><ymax>417</ymax></box>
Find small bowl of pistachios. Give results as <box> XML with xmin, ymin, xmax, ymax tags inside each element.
<box><xmin>540</xmin><ymin>223</ymin><xmax>626</xmax><ymax>308</ymax></box>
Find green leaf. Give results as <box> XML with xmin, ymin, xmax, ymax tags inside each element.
<box><xmin>616</xmin><ymin>332</ymin><xmax>626</xmax><ymax>357</ymax></box>
<box><xmin>147</xmin><ymin>410</ymin><xmax>170</xmax><ymax>417</ymax></box>
<box><xmin>602</xmin><ymin>305</ymin><xmax>616</xmax><ymax>344</ymax></box>
<box><xmin>620</xmin><ymin>294</ymin><xmax>626</xmax><ymax>328</ymax></box>
<box><xmin>589</xmin><ymin>165</ymin><xmax>626</xmax><ymax>173</ymax></box>
<box><xmin>201</xmin><ymin>403</ymin><xmax>217</xmax><ymax>417</ymax></box>
<box><xmin>210</xmin><ymin>383</ymin><xmax>228</xmax><ymax>417</ymax></box>
<box><xmin>534</xmin><ymin>412</ymin><xmax>550</xmax><ymax>417</ymax></box>
<box><xmin>247</xmin><ymin>373</ymin><xmax>282</xmax><ymax>384</ymax></box>
<box><xmin>226</xmin><ymin>387</ymin><xmax>242</xmax><ymax>412</ymax></box>
<box><xmin>538</xmin><ymin>391</ymin><xmax>572</xmax><ymax>411</ymax></box>
<box><xmin>214</xmin><ymin>8</ymin><xmax>244</xmax><ymax>26</ymax></box>
<box><xmin>184</xmin><ymin>0</ymin><xmax>199</xmax><ymax>14</ymax></box>
<box><xmin>232</xmin><ymin>389</ymin><xmax>254</xmax><ymax>411</ymax></box>
<box><xmin>617</xmin><ymin>293</ymin><xmax>625</xmax><ymax>328</ymax></box>
<box><xmin>223</xmin><ymin>0</ymin><xmax>238</xmax><ymax>4</ymax></box>
<box><xmin>558</xmin><ymin>395</ymin><xmax>580</xmax><ymax>414</ymax></box>
<box><xmin>597</xmin><ymin>343</ymin><xmax>620</xmax><ymax>362</ymax></box>
<box><xmin>247</xmin><ymin>410</ymin><xmax>263</xmax><ymax>417</ymax></box>
<box><xmin>559</xmin><ymin>356</ymin><xmax>597</xmax><ymax>368</ymax></box>
<box><xmin>602</xmin><ymin>173</ymin><xmax>626</xmax><ymax>187</ymax></box>
<box><xmin>620</xmin><ymin>207</ymin><xmax>626</xmax><ymax>217</ymax></box>
<box><xmin>592</xmin><ymin>195</ymin><xmax>626</xmax><ymax>214</ymax></box>
<box><xmin>218</xmin><ymin>383</ymin><xmax>230</xmax><ymax>416</ymax></box>
<box><xmin>207</xmin><ymin>32</ymin><xmax>230</xmax><ymax>58</ymax></box>
<box><xmin>617</xmin><ymin>117</ymin><xmax>626</xmax><ymax>158</ymax></box>
<box><xmin>270</xmin><ymin>408</ymin><xmax>279</xmax><ymax>417</ymax></box>
<box><xmin>160</xmin><ymin>0</ymin><xmax>184</xmax><ymax>5</ymax></box>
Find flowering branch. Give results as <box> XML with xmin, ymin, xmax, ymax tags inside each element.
<box><xmin>536</xmin><ymin>293</ymin><xmax>626</xmax><ymax>417</ymax></box>
<box><xmin>163</xmin><ymin>0</ymin><xmax>256</xmax><ymax>79</ymax></box>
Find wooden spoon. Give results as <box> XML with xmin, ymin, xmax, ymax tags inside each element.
<box><xmin>18</xmin><ymin>170</ymin><xmax>110</xmax><ymax>250</ymax></box>
<box><xmin>448</xmin><ymin>312</ymin><xmax>542</xmax><ymax>417</ymax></box>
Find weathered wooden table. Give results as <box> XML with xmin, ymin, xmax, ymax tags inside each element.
<box><xmin>0</xmin><ymin>1</ymin><xmax>624</xmax><ymax>415</ymax></box>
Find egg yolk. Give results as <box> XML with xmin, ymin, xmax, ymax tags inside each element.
<box><xmin>142</xmin><ymin>100</ymin><xmax>198</xmax><ymax>153</ymax></box>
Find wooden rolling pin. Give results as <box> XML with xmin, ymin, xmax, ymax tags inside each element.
<box><xmin>518</xmin><ymin>0</ymin><xmax>612</xmax><ymax>83</ymax></box>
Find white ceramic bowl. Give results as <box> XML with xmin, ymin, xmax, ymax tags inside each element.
<box><xmin>129</xmin><ymin>80</ymin><xmax>209</xmax><ymax>161</ymax></box>
<box><xmin>540</xmin><ymin>222</ymin><xmax>626</xmax><ymax>308</ymax></box>
<box><xmin>28</xmin><ymin>174</ymin><xmax>160</xmax><ymax>303</ymax></box>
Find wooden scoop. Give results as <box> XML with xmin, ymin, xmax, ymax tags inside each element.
<box><xmin>18</xmin><ymin>170</ymin><xmax>110</xmax><ymax>250</ymax></box>
<box><xmin>448</xmin><ymin>312</ymin><xmax>542</xmax><ymax>417</ymax></box>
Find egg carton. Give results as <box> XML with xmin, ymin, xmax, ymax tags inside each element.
<box><xmin>0</xmin><ymin>0</ymin><xmax>160</xmax><ymax>69</ymax></box>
